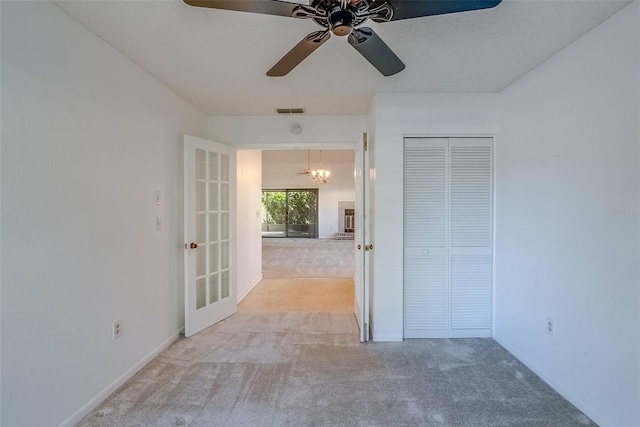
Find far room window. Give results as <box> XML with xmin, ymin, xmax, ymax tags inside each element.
<box><xmin>261</xmin><ymin>189</ymin><xmax>318</xmax><ymax>238</ymax></box>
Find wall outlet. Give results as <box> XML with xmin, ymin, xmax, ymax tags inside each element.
<box><xmin>546</xmin><ymin>317</ymin><xmax>555</xmax><ymax>337</ymax></box>
<box><xmin>113</xmin><ymin>320</ymin><xmax>122</xmax><ymax>340</ymax></box>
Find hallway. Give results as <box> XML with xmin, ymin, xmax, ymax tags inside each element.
<box><xmin>239</xmin><ymin>278</ymin><xmax>353</xmax><ymax>313</ymax></box>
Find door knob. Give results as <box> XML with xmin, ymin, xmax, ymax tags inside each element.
<box><xmin>365</xmin><ymin>244</ymin><xmax>373</xmax><ymax>251</ymax></box>
<box><xmin>190</xmin><ymin>242</ymin><xmax>198</xmax><ymax>249</ymax></box>
<box><xmin>357</xmin><ymin>244</ymin><xmax>362</xmax><ymax>250</ymax></box>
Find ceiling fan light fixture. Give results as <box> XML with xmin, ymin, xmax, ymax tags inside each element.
<box><xmin>311</xmin><ymin>150</ymin><xmax>330</xmax><ymax>184</ymax></box>
<box><xmin>311</xmin><ymin>168</ymin><xmax>330</xmax><ymax>184</ymax></box>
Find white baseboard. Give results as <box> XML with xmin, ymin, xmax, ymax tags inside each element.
<box><xmin>493</xmin><ymin>334</ymin><xmax>606</xmax><ymax>427</ymax></box>
<box><xmin>60</xmin><ymin>327</ymin><xmax>184</xmax><ymax>427</ymax></box>
<box><xmin>237</xmin><ymin>274</ymin><xmax>262</xmax><ymax>303</ymax></box>
<box><xmin>372</xmin><ymin>334</ymin><xmax>403</xmax><ymax>342</ymax></box>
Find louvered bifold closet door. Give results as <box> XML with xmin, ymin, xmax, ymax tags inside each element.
<box><xmin>403</xmin><ymin>137</ymin><xmax>493</xmax><ymax>339</ymax></box>
<box><xmin>404</xmin><ymin>138</ymin><xmax>449</xmax><ymax>338</ymax></box>
<box><xmin>449</xmin><ymin>138</ymin><xmax>492</xmax><ymax>337</ymax></box>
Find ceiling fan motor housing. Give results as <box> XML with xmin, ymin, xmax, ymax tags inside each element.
<box><xmin>328</xmin><ymin>6</ymin><xmax>355</xmax><ymax>36</ymax></box>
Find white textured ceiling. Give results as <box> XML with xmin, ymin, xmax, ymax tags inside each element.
<box><xmin>53</xmin><ymin>0</ymin><xmax>631</xmax><ymax>116</ymax></box>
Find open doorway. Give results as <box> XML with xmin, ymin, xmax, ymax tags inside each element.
<box><xmin>240</xmin><ymin>148</ymin><xmax>357</xmax><ymax>313</ymax></box>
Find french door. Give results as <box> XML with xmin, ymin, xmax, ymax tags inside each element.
<box><xmin>354</xmin><ymin>134</ymin><xmax>371</xmax><ymax>342</ymax></box>
<box><xmin>404</xmin><ymin>137</ymin><xmax>493</xmax><ymax>338</ymax></box>
<box><xmin>184</xmin><ymin>135</ymin><xmax>237</xmax><ymax>337</ymax></box>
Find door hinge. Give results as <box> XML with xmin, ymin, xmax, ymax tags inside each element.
<box><xmin>363</xmin><ymin>132</ymin><xmax>368</xmax><ymax>151</ymax></box>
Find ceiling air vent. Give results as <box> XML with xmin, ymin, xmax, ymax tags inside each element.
<box><xmin>276</xmin><ymin>108</ymin><xmax>305</xmax><ymax>114</ymax></box>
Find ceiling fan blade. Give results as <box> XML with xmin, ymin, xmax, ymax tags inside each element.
<box><xmin>183</xmin><ymin>0</ymin><xmax>307</xmax><ymax>18</ymax></box>
<box><xmin>267</xmin><ymin>30</ymin><xmax>331</xmax><ymax>77</ymax></box>
<box><xmin>369</xmin><ymin>0</ymin><xmax>502</xmax><ymax>22</ymax></box>
<box><xmin>348</xmin><ymin>27</ymin><xmax>405</xmax><ymax>76</ymax></box>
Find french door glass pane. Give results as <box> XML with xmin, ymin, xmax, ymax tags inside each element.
<box><xmin>221</xmin><ymin>184</ymin><xmax>229</xmax><ymax>211</ymax></box>
<box><xmin>221</xmin><ymin>213</ymin><xmax>229</xmax><ymax>240</ymax></box>
<box><xmin>221</xmin><ymin>241</ymin><xmax>229</xmax><ymax>269</ymax></box>
<box><xmin>209</xmin><ymin>183</ymin><xmax>219</xmax><ymax>211</ymax></box>
<box><xmin>209</xmin><ymin>243</ymin><xmax>219</xmax><ymax>273</ymax></box>
<box><xmin>208</xmin><ymin>274</ymin><xmax>219</xmax><ymax>304</ymax></box>
<box><xmin>196</xmin><ymin>245</ymin><xmax>206</xmax><ymax>277</ymax></box>
<box><xmin>209</xmin><ymin>152</ymin><xmax>219</xmax><ymax>181</ymax></box>
<box><xmin>196</xmin><ymin>277</ymin><xmax>206</xmax><ymax>309</ymax></box>
<box><xmin>196</xmin><ymin>149</ymin><xmax>206</xmax><ymax>180</ymax></box>
<box><xmin>221</xmin><ymin>271</ymin><xmax>230</xmax><ymax>299</ymax></box>
<box><xmin>208</xmin><ymin>213</ymin><xmax>219</xmax><ymax>241</ymax></box>
<box><xmin>196</xmin><ymin>182</ymin><xmax>206</xmax><ymax>212</ymax></box>
<box><xmin>196</xmin><ymin>213</ymin><xmax>206</xmax><ymax>243</ymax></box>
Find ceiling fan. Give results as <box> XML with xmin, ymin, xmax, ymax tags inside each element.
<box><xmin>293</xmin><ymin>150</ymin><xmax>314</xmax><ymax>177</ymax></box>
<box><xmin>183</xmin><ymin>0</ymin><xmax>502</xmax><ymax>77</ymax></box>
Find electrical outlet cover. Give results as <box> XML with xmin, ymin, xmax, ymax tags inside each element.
<box><xmin>113</xmin><ymin>320</ymin><xmax>122</xmax><ymax>340</ymax></box>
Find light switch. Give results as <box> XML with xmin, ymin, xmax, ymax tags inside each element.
<box><xmin>155</xmin><ymin>216</ymin><xmax>161</xmax><ymax>231</ymax></box>
<box><xmin>155</xmin><ymin>191</ymin><xmax>161</xmax><ymax>205</ymax></box>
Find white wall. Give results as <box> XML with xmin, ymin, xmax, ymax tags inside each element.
<box><xmin>262</xmin><ymin>150</ymin><xmax>355</xmax><ymax>238</ymax></box>
<box><xmin>495</xmin><ymin>3</ymin><xmax>640</xmax><ymax>426</ymax></box>
<box><xmin>209</xmin><ymin>115</ymin><xmax>366</xmax><ymax>149</ymax></box>
<box><xmin>368</xmin><ymin>93</ymin><xmax>500</xmax><ymax>341</ymax></box>
<box><xmin>236</xmin><ymin>150</ymin><xmax>263</xmax><ymax>300</ymax></box>
<box><xmin>0</xmin><ymin>2</ymin><xmax>207</xmax><ymax>425</ymax></box>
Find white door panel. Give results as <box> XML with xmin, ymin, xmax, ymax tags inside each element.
<box><xmin>354</xmin><ymin>134</ymin><xmax>370</xmax><ymax>342</ymax></box>
<box><xmin>184</xmin><ymin>135</ymin><xmax>237</xmax><ymax>337</ymax></box>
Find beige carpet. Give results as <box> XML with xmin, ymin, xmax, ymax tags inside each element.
<box><xmin>239</xmin><ymin>278</ymin><xmax>354</xmax><ymax>313</ymax></box>
<box><xmin>78</xmin><ymin>310</ymin><xmax>595</xmax><ymax>427</ymax></box>
<box><xmin>76</xmin><ymin>278</ymin><xmax>594</xmax><ymax>426</ymax></box>
<box><xmin>262</xmin><ymin>238</ymin><xmax>355</xmax><ymax>278</ymax></box>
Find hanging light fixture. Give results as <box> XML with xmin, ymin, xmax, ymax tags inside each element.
<box><xmin>311</xmin><ymin>150</ymin><xmax>330</xmax><ymax>184</ymax></box>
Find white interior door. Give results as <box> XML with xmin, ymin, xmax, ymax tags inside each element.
<box><xmin>354</xmin><ymin>133</ymin><xmax>370</xmax><ymax>342</ymax></box>
<box><xmin>404</xmin><ymin>138</ymin><xmax>449</xmax><ymax>338</ymax></box>
<box><xmin>403</xmin><ymin>137</ymin><xmax>492</xmax><ymax>339</ymax></box>
<box><xmin>184</xmin><ymin>135</ymin><xmax>237</xmax><ymax>337</ymax></box>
